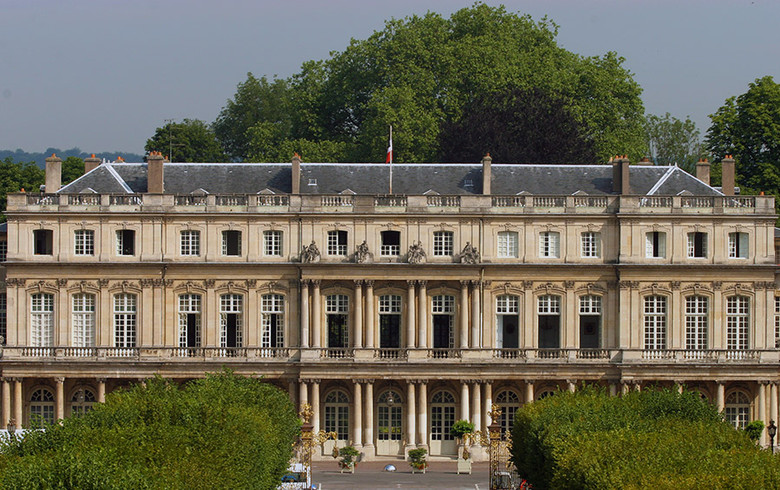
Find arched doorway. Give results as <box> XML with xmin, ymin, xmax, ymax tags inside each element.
<box><xmin>495</xmin><ymin>389</ymin><xmax>521</xmax><ymax>434</ymax></box>
<box><xmin>376</xmin><ymin>390</ymin><xmax>403</xmax><ymax>456</ymax></box>
<box><xmin>29</xmin><ymin>388</ymin><xmax>55</xmax><ymax>427</ymax></box>
<box><xmin>725</xmin><ymin>391</ymin><xmax>751</xmax><ymax>429</ymax></box>
<box><xmin>430</xmin><ymin>391</ymin><xmax>457</xmax><ymax>456</ymax></box>
<box><xmin>70</xmin><ymin>387</ymin><xmax>96</xmax><ymax>416</ymax></box>
<box><xmin>322</xmin><ymin>389</ymin><xmax>350</xmax><ymax>456</ymax></box>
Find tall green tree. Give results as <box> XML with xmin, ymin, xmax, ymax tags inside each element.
<box><xmin>645</xmin><ymin>113</ymin><xmax>704</xmax><ymax>171</ymax></box>
<box><xmin>145</xmin><ymin>119</ymin><xmax>226</xmax><ymax>162</ymax></box>
<box><xmin>213</xmin><ymin>74</ymin><xmax>290</xmax><ymax>161</ymax></box>
<box><xmin>706</xmin><ymin>76</ymin><xmax>780</xmax><ymax>195</ymax></box>
<box><xmin>0</xmin><ymin>157</ymin><xmax>45</xmax><ymax>221</ymax></box>
<box><xmin>62</xmin><ymin>156</ymin><xmax>85</xmax><ymax>184</ymax></box>
<box><xmin>439</xmin><ymin>87</ymin><xmax>597</xmax><ymax>163</ymax></box>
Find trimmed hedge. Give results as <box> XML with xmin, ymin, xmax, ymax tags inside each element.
<box><xmin>0</xmin><ymin>371</ymin><xmax>300</xmax><ymax>489</ymax></box>
<box><xmin>511</xmin><ymin>387</ymin><xmax>780</xmax><ymax>489</ymax></box>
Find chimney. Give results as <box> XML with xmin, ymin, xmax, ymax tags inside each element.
<box><xmin>695</xmin><ymin>158</ymin><xmax>710</xmax><ymax>185</ymax></box>
<box><xmin>147</xmin><ymin>151</ymin><xmax>164</xmax><ymax>193</ymax></box>
<box><xmin>721</xmin><ymin>155</ymin><xmax>735</xmax><ymax>196</ymax></box>
<box><xmin>84</xmin><ymin>154</ymin><xmax>101</xmax><ymax>174</ymax></box>
<box><xmin>611</xmin><ymin>155</ymin><xmax>631</xmax><ymax>194</ymax></box>
<box><xmin>44</xmin><ymin>153</ymin><xmax>62</xmax><ymax>193</ymax></box>
<box><xmin>481</xmin><ymin>153</ymin><xmax>492</xmax><ymax>195</ymax></box>
<box><xmin>291</xmin><ymin>153</ymin><xmax>301</xmax><ymax>194</ymax></box>
<box><xmin>638</xmin><ymin>156</ymin><xmax>653</xmax><ymax>166</ymax></box>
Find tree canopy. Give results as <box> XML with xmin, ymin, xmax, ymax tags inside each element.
<box><xmin>645</xmin><ymin>112</ymin><xmax>704</xmax><ymax>172</ymax></box>
<box><xmin>706</xmin><ymin>75</ymin><xmax>780</xmax><ymax>196</ymax></box>
<box><xmin>210</xmin><ymin>3</ymin><xmax>646</xmax><ymax>163</ymax></box>
<box><xmin>0</xmin><ymin>371</ymin><xmax>300</xmax><ymax>489</ymax></box>
<box><xmin>0</xmin><ymin>157</ymin><xmax>45</xmax><ymax>221</ymax></box>
<box><xmin>145</xmin><ymin>119</ymin><xmax>227</xmax><ymax>163</ymax></box>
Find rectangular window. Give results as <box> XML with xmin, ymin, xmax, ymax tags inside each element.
<box><xmin>74</xmin><ymin>230</ymin><xmax>94</xmax><ymax>256</ymax></box>
<box><xmin>579</xmin><ymin>295</ymin><xmax>601</xmax><ymax>349</ymax></box>
<box><xmin>115</xmin><ymin>230</ymin><xmax>135</xmax><ymax>256</ymax></box>
<box><xmin>263</xmin><ymin>230</ymin><xmax>282</xmax><ymax>256</ymax></box>
<box><xmin>686</xmin><ymin>232</ymin><xmax>707</xmax><ymax>258</ymax></box>
<box><xmin>72</xmin><ymin>293</ymin><xmax>96</xmax><ymax>347</ymax></box>
<box><xmin>379</xmin><ymin>294</ymin><xmax>402</xmax><ymax>349</ymax></box>
<box><xmin>114</xmin><ymin>294</ymin><xmax>137</xmax><ymax>348</ymax></box>
<box><xmin>178</xmin><ymin>294</ymin><xmax>202</xmax><ymax>348</ymax></box>
<box><xmin>327</xmin><ymin>230</ymin><xmax>348</xmax><ymax>256</ymax></box>
<box><xmin>0</xmin><ymin>241</ymin><xmax>7</xmax><ymax>262</ymax></box>
<box><xmin>326</xmin><ymin>294</ymin><xmax>349</xmax><ymax>348</ymax></box>
<box><xmin>432</xmin><ymin>295</ymin><xmax>455</xmax><ymax>349</ymax></box>
<box><xmin>728</xmin><ymin>232</ymin><xmax>749</xmax><ymax>259</ymax></box>
<box><xmin>685</xmin><ymin>296</ymin><xmax>708</xmax><ymax>350</ymax></box>
<box><xmin>645</xmin><ymin>231</ymin><xmax>666</xmax><ymax>258</ymax></box>
<box><xmin>644</xmin><ymin>296</ymin><xmax>667</xmax><ymax>350</ymax></box>
<box><xmin>497</xmin><ymin>231</ymin><xmax>518</xmax><ymax>258</ymax></box>
<box><xmin>727</xmin><ymin>296</ymin><xmax>749</xmax><ymax>351</ymax></box>
<box><xmin>222</xmin><ymin>230</ymin><xmax>242</xmax><ymax>256</ymax></box>
<box><xmin>380</xmin><ymin>230</ymin><xmax>401</xmax><ymax>256</ymax></box>
<box><xmin>496</xmin><ymin>295</ymin><xmax>519</xmax><ymax>314</ymax></box>
<box><xmin>261</xmin><ymin>294</ymin><xmax>285</xmax><ymax>348</ymax></box>
<box><xmin>538</xmin><ymin>295</ymin><xmax>561</xmax><ymax>349</ymax></box>
<box><xmin>31</xmin><ymin>293</ymin><xmax>54</xmax><ymax>347</ymax></box>
<box><xmin>539</xmin><ymin>231</ymin><xmax>560</xmax><ymax>258</ymax></box>
<box><xmin>433</xmin><ymin>231</ymin><xmax>454</xmax><ymax>256</ymax></box>
<box><xmin>34</xmin><ymin>229</ymin><xmax>53</xmax><ymax>255</ymax></box>
<box><xmin>180</xmin><ymin>230</ymin><xmax>200</xmax><ymax>256</ymax></box>
<box><xmin>220</xmin><ymin>294</ymin><xmax>243</xmax><ymax>348</ymax></box>
<box><xmin>580</xmin><ymin>232</ymin><xmax>600</xmax><ymax>258</ymax></box>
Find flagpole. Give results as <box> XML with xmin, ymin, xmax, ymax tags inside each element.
<box><xmin>388</xmin><ymin>125</ymin><xmax>393</xmax><ymax>194</ymax></box>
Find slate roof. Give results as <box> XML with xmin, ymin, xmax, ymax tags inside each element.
<box><xmin>57</xmin><ymin>162</ymin><xmax>722</xmax><ymax>197</ymax></box>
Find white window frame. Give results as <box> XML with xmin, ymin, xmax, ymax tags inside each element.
<box><xmin>115</xmin><ymin>229</ymin><xmax>135</xmax><ymax>256</ymax></box>
<box><xmin>261</xmin><ymin>294</ymin><xmax>285</xmax><ymax>348</ymax></box>
<box><xmin>31</xmin><ymin>293</ymin><xmax>54</xmax><ymax>347</ymax></box>
<box><xmin>72</xmin><ymin>293</ymin><xmax>96</xmax><ymax>348</ymax></box>
<box><xmin>537</xmin><ymin>295</ymin><xmax>560</xmax><ymax>314</ymax></box>
<box><xmin>644</xmin><ymin>295</ymin><xmax>667</xmax><ymax>350</ymax></box>
<box><xmin>497</xmin><ymin>231</ymin><xmax>518</xmax><ymax>258</ymax></box>
<box><xmin>539</xmin><ymin>231</ymin><xmax>560</xmax><ymax>258</ymax></box>
<box><xmin>686</xmin><ymin>232</ymin><xmax>708</xmax><ymax>258</ymax></box>
<box><xmin>685</xmin><ymin>295</ymin><xmax>708</xmax><ymax>350</ymax></box>
<box><xmin>263</xmin><ymin>230</ymin><xmax>283</xmax><ymax>256</ymax></box>
<box><xmin>180</xmin><ymin>230</ymin><xmax>200</xmax><ymax>256</ymax></box>
<box><xmin>496</xmin><ymin>295</ymin><xmax>519</xmax><ymax>314</ymax></box>
<box><xmin>219</xmin><ymin>294</ymin><xmax>243</xmax><ymax>348</ymax></box>
<box><xmin>178</xmin><ymin>294</ymin><xmax>202</xmax><ymax>347</ymax></box>
<box><xmin>113</xmin><ymin>293</ymin><xmax>137</xmax><ymax>348</ymax></box>
<box><xmin>380</xmin><ymin>230</ymin><xmax>401</xmax><ymax>257</ymax></box>
<box><xmin>580</xmin><ymin>231</ymin><xmax>600</xmax><ymax>258</ymax></box>
<box><xmin>327</xmin><ymin>230</ymin><xmax>348</xmax><ymax>256</ymax></box>
<box><xmin>221</xmin><ymin>230</ymin><xmax>242</xmax><ymax>257</ymax></box>
<box><xmin>728</xmin><ymin>232</ymin><xmax>749</xmax><ymax>259</ymax></box>
<box><xmin>74</xmin><ymin>229</ymin><xmax>95</xmax><ymax>256</ymax></box>
<box><xmin>433</xmin><ymin>231</ymin><xmax>454</xmax><ymax>256</ymax></box>
<box><xmin>727</xmin><ymin>296</ymin><xmax>749</xmax><ymax>351</ymax></box>
<box><xmin>645</xmin><ymin>231</ymin><xmax>666</xmax><ymax>258</ymax></box>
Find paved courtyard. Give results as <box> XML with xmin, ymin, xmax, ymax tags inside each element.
<box><xmin>311</xmin><ymin>461</ymin><xmax>489</xmax><ymax>489</ymax></box>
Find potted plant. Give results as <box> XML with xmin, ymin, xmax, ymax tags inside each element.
<box><xmin>408</xmin><ymin>448</ymin><xmax>428</xmax><ymax>474</ymax></box>
<box><xmin>451</xmin><ymin>420</ymin><xmax>475</xmax><ymax>475</ymax></box>
<box><xmin>338</xmin><ymin>445</ymin><xmax>360</xmax><ymax>473</ymax></box>
<box><xmin>450</xmin><ymin>419</ymin><xmax>475</xmax><ymax>443</ymax></box>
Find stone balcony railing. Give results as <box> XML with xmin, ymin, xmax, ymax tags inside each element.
<box><xmin>5</xmin><ymin>347</ymin><xmax>778</xmax><ymax>364</ymax></box>
<box><xmin>8</xmin><ymin>193</ymin><xmax>773</xmax><ymax>215</ymax></box>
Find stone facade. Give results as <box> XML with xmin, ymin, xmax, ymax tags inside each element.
<box><xmin>0</xmin><ymin>155</ymin><xmax>778</xmax><ymax>459</ymax></box>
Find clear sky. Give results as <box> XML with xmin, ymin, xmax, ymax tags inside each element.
<box><xmin>0</xmin><ymin>0</ymin><xmax>778</xmax><ymax>155</ymax></box>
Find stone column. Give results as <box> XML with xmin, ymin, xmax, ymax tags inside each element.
<box><xmin>609</xmin><ymin>382</ymin><xmax>618</xmax><ymax>397</ymax></box>
<box><xmin>312</xmin><ymin>380</ymin><xmax>321</xmax><ymax>435</ymax></box>
<box><xmin>365</xmin><ymin>281</ymin><xmax>375</xmax><ymax>349</ymax></box>
<box><xmin>418</xmin><ymin>381</ymin><xmax>428</xmax><ymax>449</ymax></box>
<box><xmin>312</xmin><ymin>281</ymin><xmax>321</xmax><ymax>348</ymax></box>
<box><xmin>567</xmin><ymin>380</ymin><xmax>576</xmax><ymax>393</ymax></box>
<box><xmin>621</xmin><ymin>382</ymin><xmax>631</xmax><ymax>395</ymax></box>
<box><xmin>1</xmin><ymin>379</ymin><xmax>10</xmax><ymax>429</ymax></box>
<box><xmin>406</xmin><ymin>382</ymin><xmax>416</xmax><ymax>447</ymax></box>
<box><xmin>288</xmin><ymin>379</ymin><xmax>297</xmax><ymax>405</ymax></box>
<box><xmin>353</xmin><ymin>281</ymin><xmax>363</xmax><ymax>348</ymax></box>
<box><xmin>460</xmin><ymin>382</ymin><xmax>470</xmax><ymax>421</ymax></box>
<box><xmin>417</xmin><ymin>281</ymin><xmax>428</xmax><ymax>348</ymax></box>
<box><xmin>772</xmin><ymin>383</ymin><xmax>779</xmax><ymax>430</ymax></box>
<box><xmin>459</xmin><ymin>281</ymin><xmax>469</xmax><ymax>348</ymax></box>
<box><xmin>97</xmin><ymin>378</ymin><xmax>106</xmax><ymax>403</ymax></box>
<box><xmin>364</xmin><ymin>381</ymin><xmax>375</xmax><ymax>454</ymax></box>
<box><xmin>300</xmin><ymin>280</ymin><xmax>310</xmax><ymax>348</ymax></box>
<box><xmin>524</xmin><ymin>380</ymin><xmax>534</xmax><ymax>404</ymax></box>
<box><xmin>471</xmin><ymin>381</ymin><xmax>482</xmax><ymax>442</ymax></box>
<box><xmin>299</xmin><ymin>380</ymin><xmax>308</xmax><ymax>411</ymax></box>
<box><xmin>353</xmin><ymin>381</ymin><xmax>363</xmax><ymax>448</ymax></box>
<box><xmin>13</xmin><ymin>379</ymin><xmax>22</xmax><ymax>428</ymax></box>
<box><xmin>471</xmin><ymin>281</ymin><xmax>480</xmax><ymax>348</ymax></box>
<box><xmin>484</xmin><ymin>382</ymin><xmax>493</xmax><ymax>429</ymax></box>
<box><xmin>716</xmin><ymin>381</ymin><xmax>725</xmax><ymax>412</ymax></box>
<box><xmin>759</xmin><ymin>382</ymin><xmax>767</xmax><ymax>443</ymax></box>
<box><xmin>55</xmin><ymin>377</ymin><xmax>65</xmax><ymax>421</ymax></box>
<box><xmin>406</xmin><ymin>281</ymin><xmax>416</xmax><ymax>348</ymax></box>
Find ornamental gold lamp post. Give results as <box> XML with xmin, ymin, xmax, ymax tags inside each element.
<box><xmin>488</xmin><ymin>404</ymin><xmax>505</xmax><ymax>490</ymax></box>
<box><xmin>298</xmin><ymin>402</ymin><xmax>338</xmax><ymax>480</ymax></box>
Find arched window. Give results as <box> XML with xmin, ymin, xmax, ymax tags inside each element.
<box><xmin>685</xmin><ymin>296</ymin><xmax>708</xmax><ymax>351</ymax></box>
<box><xmin>114</xmin><ymin>293</ymin><xmax>137</xmax><ymax>349</ymax></box>
<box><xmin>725</xmin><ymin>391</ymin><xmax>751</xmax><ymax>429</ymax></box>
<box><xmin>644</xmin><ymin>296</ymin><xmax>667</xmax><ymax>350</ymax></box>
<box><xmin>220</xmin><ymin>294</ymin><xmax>243</xmax><ymax>349</ymax></box>
<box><xmin>727</xmin><ymin>296</ymin><xmax>750</xmax><ymax>351</ymax></box>
<box><xmin>30</xmin><ymin>388</ymin><xmax>55</xmax><ymax>426</ymax></box>
<box><xmin>178</xmin><ymin>294</ymin><xmax>201</xmax><ymax>349</ymax></box>
<box><xmin>536</xmin><ymin>387</ymin><xmax>557</xmax><ymax>401</ymax></box>
<box><xmin>71</xmin><ymin>388</ymin><xmax>96</xmax><ymax>416</ymax></box>
<box><xmin>72</xmin><ymin>293</ymin><xmax>96</xmax><ymax>348</ymax></box>
<box><xmin>31</xmin><ymin>293</ymin><xmax>54</xmax><ymax>347</ymax></box>
<box><xmin>495</xmin><ymin>390</ymin><xmax>521</xmax><ymax>433</ymax></box>
<box><xmin>261</xmin><ymin>294</ymin><xmax>284</xmax><ymax>349</ymax></box>
<box><xmin>496</xmin><ymin>295</ymin><xmax>519</xmax><ymax>349</ymax></box>
<box><xmin>430</xmin><ymin>391</ymin><xmax>456</xmax><ymax>441</ymax></box>
<box><xmin>378</xmin><ymin>390</ymin><xmax>402</xmax><ymax>441</ymax></box>
<box><xmin>323</xmin><ymin>390</ymin><xmax>350</xmax><ymax>441</ymax></box>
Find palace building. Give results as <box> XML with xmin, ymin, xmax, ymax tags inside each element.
<box><xmin>0</xmin><ymin>152</ymin><xmax>778</xmax><ymax>459</ymax></box>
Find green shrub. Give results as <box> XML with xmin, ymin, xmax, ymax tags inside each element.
<box><xmin>450</xmin><ymin>419</ymin><xmax>475</xmax><ymax>439</ymax></box>
<box><xmin>0</xmin><ymin>370</ymin><xmax>300</xmax><ymax>489</ymax></box>
<box><xmin>511</xmin><ymin>387</ymin><xmax>780</xmax><ymax>489</ymax></box>
<box><xmin>744</xmin><ymin>420</ymin><xmax>765</xmax><ymax>442</ymax></box>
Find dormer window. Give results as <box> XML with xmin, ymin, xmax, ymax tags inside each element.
<box><xmin>308</xmin><ymin>179</ymin><xmax>317</xmax><ymax>186</ymax></box>
<box><xmin>464</xmin><ymin>179</ymin><xmax>473</xmax><ymax>188</ymax></box>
